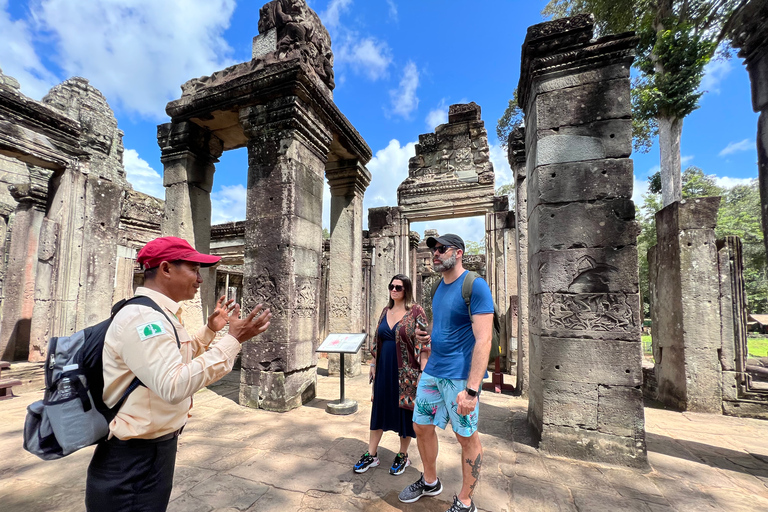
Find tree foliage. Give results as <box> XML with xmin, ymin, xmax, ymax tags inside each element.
<box><xmin>540</xmin><ymin>0</ymin><xmax>747</xmax><ymax>177</ymax></box>
<box><xmin>496</xmin><ymin>88</ymin><xmax>523</xmax><ymax>150</ymax></box>
<box><xmin>637</xmin><ymin>168</ymin><xmax>767</xmax><ymax>315</ymax></box>
<box><xmin>464</xmin><ymin>240</ymin><xmax>486</xmax><ymax>255</ymax></box>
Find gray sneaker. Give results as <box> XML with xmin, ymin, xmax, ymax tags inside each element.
<box><xmin>398</xmin><ymin>473</ymin><xmax>443</xmax><ymax>503</ymax></box>
<box><xmin>446</xmin><ymin>494</ymin><xmax>477</xmax><ymax>512</ymax></box>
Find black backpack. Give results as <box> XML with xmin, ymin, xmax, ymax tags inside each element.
<box><xmin>429</xmin><ymin>271</ymin><xmax>503</xmax><ymax>364</ymax></box>
<box><xmin>23</xmin><ymin>296</ymin><xmax>179</xmax><ymax>460</ymax></box>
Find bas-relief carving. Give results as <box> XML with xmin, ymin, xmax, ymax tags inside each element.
<box><xmin>293</xmin><ymin>278</ymin><xmax>316</xmax><ymax>318</ymax></box>
<box><xmin>543</xmin><ymin>293</ymin><xmax>634</xmax><ymax>332</ymax></box>
<box><xmin>568</xmin><ymin>255</ymin><xmax>619</xmax><ymax>293</ymax></box>
<box><xmin>248</xmin><ymin>267</ymin><xmax>288</xmax><ymax>318</ymax></box>
<box><xmin>329</xmin><ymin>295</ymin><xmax>350</xmax><ymax>318</ymax></box>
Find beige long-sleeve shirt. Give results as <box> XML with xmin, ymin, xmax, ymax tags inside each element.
<box><xmin>102</xmin><ymin>287</ymin><xmax>241</xmax><ymax>440</ymax></box>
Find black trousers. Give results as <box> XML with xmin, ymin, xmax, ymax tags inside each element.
<box><xmin>85</xmin><ymin>435</ymin><xmax>178</xmax><ymax>512</ymax></box>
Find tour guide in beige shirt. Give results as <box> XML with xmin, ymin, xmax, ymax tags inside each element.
<box><xmin>85</xmin><ymin>236</ymin><xmax>272</xmax><ymax>512</ymax></box>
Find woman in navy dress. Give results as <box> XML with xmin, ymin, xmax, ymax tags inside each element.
<box><xmin>354</xmin><ymin>274</ymin><xmax>429</xmax><ymax>476</ymax></box>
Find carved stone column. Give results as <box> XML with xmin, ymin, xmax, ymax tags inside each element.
<box><xmin>157</xmin><ymin>121</ymin><xmax>224</xmax><ymax>330</ymax></box>
<box><xmin>649</xmin><ymin>197</ymin><xmax>722</xmax><ymax>412</ymax></box>
<box><xmin>519</xmin><ymin>15</ymin><xmax>646</xmax><ymax>467</ymax></box>
<box><xmin>0</xmin><ymin>185</ymin><xmax>46</xmax><ymax>361</ymax></box>
<box><xmin>238</xmin><ymin>98</ymin><xmax>332</xmax><ymax>411</ymax></box>
<box><xmin>508</xmin><ymin>127</ymin><xmax>529</xmax><ymax>394</ymax></box>
<box><xmin>366</xmin><ymin>206</ymin><xmax>406</xmax><ymax>340</ymax></box>
<box><xmin>326</xmin><ymin>159</ymin><xmax>371</xmax><ymax>377</ymax></box>
<box><xmin>486</xmin><ymin>196</ymin><xmax>516</xmax><ymax>366</ymax></box>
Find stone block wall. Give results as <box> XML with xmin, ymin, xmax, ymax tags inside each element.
<box><xmin>518</xmin><ymin>15</ymin><xmax>646</xmax><ymax>467</ymax></box>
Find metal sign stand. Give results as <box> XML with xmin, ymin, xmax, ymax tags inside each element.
<box><xmin>317</xmin><ymin>333</ymin><xmax>367</xmax><ymax>415</ymax></box>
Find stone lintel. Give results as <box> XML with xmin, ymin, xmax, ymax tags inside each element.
<box><xmin>0</xmin><ymin>85</ymin><xmax>82</xmax><ymax>148</ymax></box>
<box><xmin>157</xmin><ymin>121</ymin><xmax>224</xmax><ymax>162</ymax></box>
<box><xmin>239</xmin><ymin>98</ymin><xmax>333</xmax><ymax>163</ymax></box>
<box><xmin>325</xmin><ymin>159</ymin><xmax>371</xmax><ymax>197</ymax></box>
<box><xmin>166</xmin><ymin>57</ymin><xmax>371</xmax><ymax>163</ymax></box>
<box><xmin>399</xmin><ymin>200</ymin><xmax>495</xmax><ymax>223</ymax></box>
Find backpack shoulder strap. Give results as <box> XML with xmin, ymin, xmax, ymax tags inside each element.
<box><xmin>114</xmin><ymin>296</ymin><xmax>180</xmax><ymax>349</ymax></box>
<box><xmin>461</xmin><ymin>271</ymin><xmax>479</xmax><ymax>320</ymax></box>
<box><xmin>429</xmin><ymin>277</ymin><xmax>442</xmax><ymax>301</ymax></box>
<box><xmin>105</xmin><ymin>295</ymin><xmax>182</xmax><ymax>420</ymax></box>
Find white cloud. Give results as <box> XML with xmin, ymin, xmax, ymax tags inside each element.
<box><xmin>719</xmin><ymin>139</ymin><xmax>754</xmax><ymax>156</ymax></box>
<box><xmin>681</xmin><ymin>155</ymin><xmax>694</xmax><ymax>166</ymax></box>
<box><xmin>386</xmin><ymin>0</ymin><xmax>398</xmax><ymax>21</ymax></box>
<box><xmin>389</xmin><ymin>61</ymin><xmax>419</xmax><ymax>119</ymax></box>
<box><xmin>334</xmin><ymin>35</ymin><xmax>392</xmax><ymax>81</ymax></box>
<box><xmin>31</xmin><ymin>0</ymin><xmax>237</xmax><ymax>119</ymax></box>
<box><xmin>714</xmin><ymin>176</ymin><xmax>756</xmax><ymax>189</ymax></box>
<box><xmin>701</xmin><ymin>58</ymin><xmax>732</xmax><ymax>94</ymax></box>
<box><xmin>320</xmin><ymin>0</ymin><xmax>353</xmax><ymax>32</ymax></box>
<box><xmin>646</xmin><ymin>165</ymin><xmax>660</xmax><ymax>177</ymax></box>
<box><xmin>325</xmin><ymin>138</ymin><xmax>415</xmax><ymax>231</ymax></box>
<box><xmin>632</xmin><ymin>175</ymin><xmax>649</xmax><ymax>205</ymax></box>
<box><xmin>411</xmin><ymin>217</ymin><xmax>487</xmax><ymax>246</ymax></box>
<box><xmin>123</xmin><ymin>149</ymin><xmax>164</xmax><ymax>199</ymax></box>
<box><xmin>425</xmin><ymin>100</ymin><xmax>448</xmax><ymax>131</ymax></box>
<box><xmin>0</xmin><ymin>0</ymin><xmax>58</xmax><ymax>99</ymax></box>
<box><xmin>489</xmin><ymin>143</ymin><xmax>512</xmax><ymax>187</ymax></box>
<box><xmin>211</xmin><ymin>184</ymin><xmax>246</xmax><ymax>224</ymax></box>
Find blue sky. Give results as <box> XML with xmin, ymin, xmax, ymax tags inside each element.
<box><xmin>0</xmin><ymin>0</ymin><xmax>759</xmax><ymax>244</ymax></box>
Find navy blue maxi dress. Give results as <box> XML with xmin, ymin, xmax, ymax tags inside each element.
<box><xmin>370</xmin><ymin>319</ymin><xmax>417</xmax><ymax>438</ymax></box>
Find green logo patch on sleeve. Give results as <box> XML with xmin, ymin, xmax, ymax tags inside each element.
<box><xmin>137</xmin><ymin>321</ymin><xmax>167</xmax><ymax>341</ymax></box>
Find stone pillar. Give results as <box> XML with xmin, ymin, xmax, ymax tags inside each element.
<box><xmin>326</xmin><ymin>159</ymin><xmax>371</xmax><ymax>377</ymax></box>
<box><xmin>486</xmin><ymin>196</ymin><xmax>516</xmax><ymax>363</ymax></box>
<box><xmin>367</xmin><ymin>206</ymin><xmax>405</xmax><ymax>340</ymax></box>
<box><xmin>649</xmin><ymin>197</ymin><xmax>722</xmax><ymax>412</ymax></box>
<box><xmin>508</xmin><ymin>127</ymin><xmax>529</xmax><ymax>394</ymax></box>
<box><xmin>158</xmin><ymin>121</ymin><xmax>224</xmax><ymax>330</ymax></box>
<box><xmin>519</xmin><ymin>15</ymin><xmax>646</xmax><ymax>467</ymax></box>
<box><xmin>238</xmin><ymin>98</ymin><xmax>331</xmax><ymax>411</ymax></box>
<box><xmin>0</xmin><ymin>185</ymin><xmax>46</xmax><ymax>361</ymax></box>
<box><xmin>409</xmin><ymin>231</ymin><xmax>420</xmax><ymax>282</ymax></box>
<box><xmin>730</xmin><ymin>0</ymin><xmax>768</xmax><ymax>261</ymax></box>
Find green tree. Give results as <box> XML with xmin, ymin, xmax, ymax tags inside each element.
<box><xmin>542</xmin><ymin>0</ymin><xmax>747</xmax><ymax>207</ymax></box>
<box><xmin>637</xmin><ymin>170</ymin><xmax>767</xmax><ymax>315</ymax></box>
<box><xmin>322</xmin><ymin>228</ymin><xmax>330</xmax><ymax>239</ymax></box>
<box><xmin>464</xmin><ymin>240</ymin><xmax>485</xmax><ymax>255</ymax></box>
<box><xmin>496</xmin><ymin>88</ymin><xmax>523</xmax><ymax>150</ymax></box>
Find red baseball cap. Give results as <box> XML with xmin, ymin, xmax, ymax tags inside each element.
<box><xmin>136</xmin><ymin>237</ymin><xmax>221</xmax><ymax>270</ymax></box>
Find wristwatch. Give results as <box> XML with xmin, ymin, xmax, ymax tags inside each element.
<box><xmin>465</xmin><ymin>386</ymin><xmax>480</xmax><ymax>398</ymax></box>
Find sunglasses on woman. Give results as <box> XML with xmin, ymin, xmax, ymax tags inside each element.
<box><xmin>430</xmin><ymin>245</ymin><xmax>453</xmax><ymax>254</ymax></box>
<box><xmin>388</xmin><ymin>284</ymin><xmax>404</xmax><ymax>291</ymax></box>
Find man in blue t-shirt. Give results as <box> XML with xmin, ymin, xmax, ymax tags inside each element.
<box><xmin>399</xmin><ymin>234</ymin><xmax>494</xmax><ymax>512</ymax></box>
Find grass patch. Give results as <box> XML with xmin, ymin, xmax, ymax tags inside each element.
<box><xmin>749</xmin><ymin>337</ymin><xmax>768</xmax><ymax>358</ymax></box>
<box><xmin>641</xmin><ymin>334</ymin><xmax>768</xmax><ymax>358</ymax></box>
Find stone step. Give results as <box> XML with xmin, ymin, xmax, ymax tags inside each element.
<box><xmin>0</xmin><ymin>362</ymin><xmax>45</xmax><ymax>395</ymax></box>
<box><xmin>0</xmin><ymin>378</ymin><xmax>23</xmax><ymax>400</ymax></box>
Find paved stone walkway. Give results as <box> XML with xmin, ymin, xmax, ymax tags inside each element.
<box><xmin>2</xmin><ymin>361</ymin><xmax>768</xmax><ymax>511</ymax></box>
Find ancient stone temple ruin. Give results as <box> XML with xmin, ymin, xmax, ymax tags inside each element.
<box><xmin>2</xmin><ymin>0</ymin><xmax>766</xmax><ymax>477</ymax></box>
<box><xmin>515</xmin><ymin>15</ymin><xmax>647</xmax><ymax>467</ymax></box>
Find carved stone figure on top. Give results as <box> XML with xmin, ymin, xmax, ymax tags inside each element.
<box><xmin>259</xmin><ymin>0</ymin><xmax>335</xmax><ymax>90</ymax></box>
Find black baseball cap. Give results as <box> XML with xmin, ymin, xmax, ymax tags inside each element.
<box><xmin>426</xmin><ymin>233</ymin><xmax>465</xmax><ymax>252</ymax></box>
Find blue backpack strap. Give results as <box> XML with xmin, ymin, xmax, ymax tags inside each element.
<box><xmin>106</xmin><ymin>295</ymin><xmax>181</xmax><ymax>420</ymax></box>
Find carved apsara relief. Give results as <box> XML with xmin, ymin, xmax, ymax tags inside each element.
<box><xmin>247</xmin><ymin>267</ymin><xmax>288</xmax><ymax>318</ymax></box>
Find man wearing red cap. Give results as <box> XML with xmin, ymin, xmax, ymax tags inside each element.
<box><xmin>85</xmin><ymin>237</ymin><xmax>272</xmax><ymax>512</ymax></box>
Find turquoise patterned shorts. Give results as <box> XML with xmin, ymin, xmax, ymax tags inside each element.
<box><xmin>412</xmin><ymin>372</ymin><xmax>479</xmax><ymax>437</ymax></box>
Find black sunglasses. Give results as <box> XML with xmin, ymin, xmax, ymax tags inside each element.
<box><xmin>430</xmin><ymin>245</ymin><xmax>454</xmax><ymax>254</ymax></box>
<box><xmin>388</xmin><ymin>284</ymin><xmax>404</xmax><ymax>292</ymax></box>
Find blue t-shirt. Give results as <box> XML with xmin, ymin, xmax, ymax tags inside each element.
<box><xmin>424</xmin><ymin>270</ymin><xmax>495</xmax><ymax>380</ymax></box>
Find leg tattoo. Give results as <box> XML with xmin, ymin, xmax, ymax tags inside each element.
<box><xmin>466</xmin><ymin>452</ymin><xmax>482</xmax><ymax>496</ymax></box>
